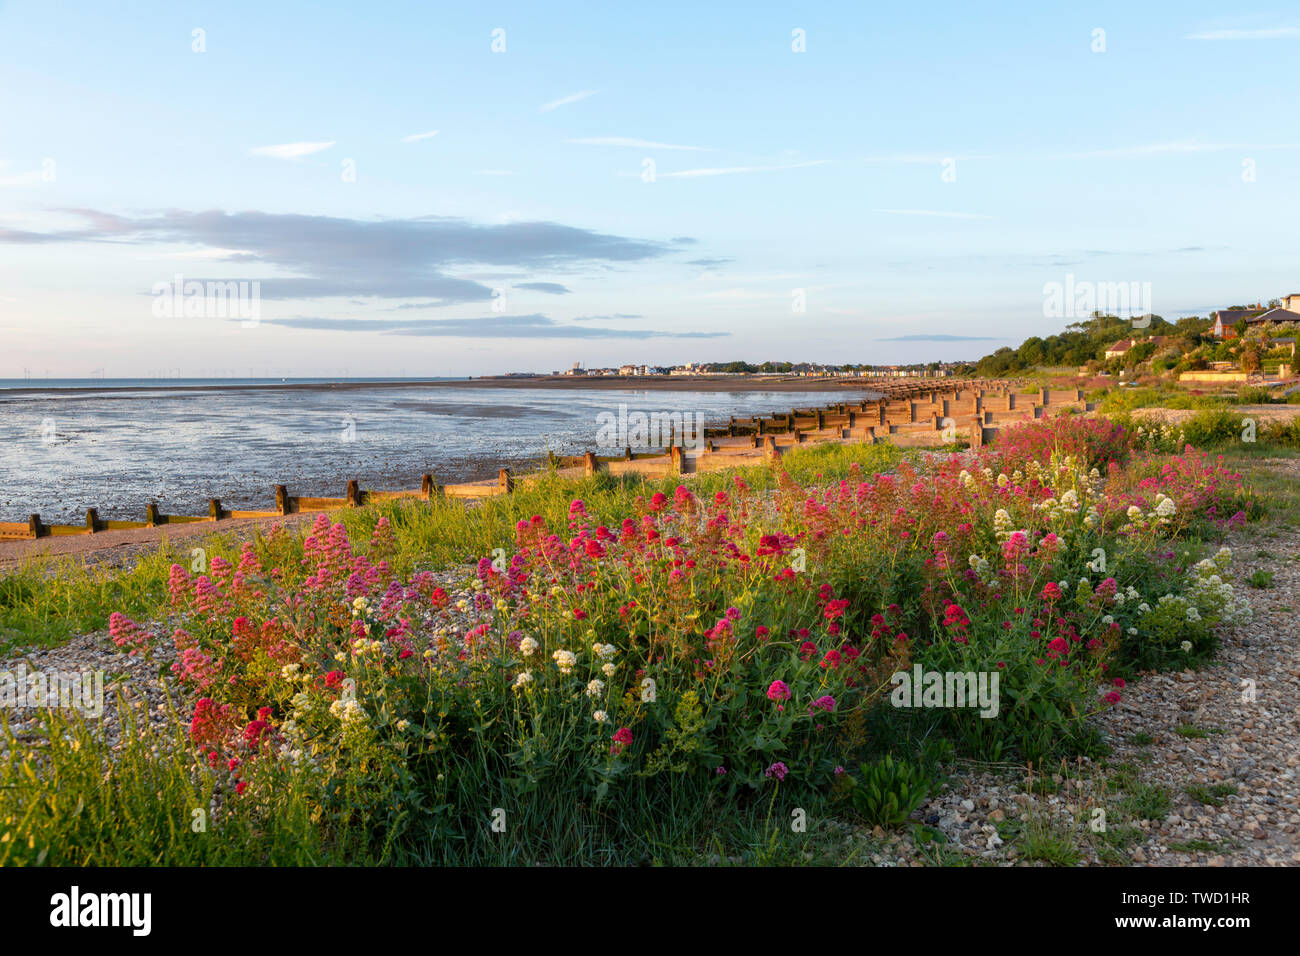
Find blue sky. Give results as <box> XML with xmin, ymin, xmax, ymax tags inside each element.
<box><xmin>2</xmin><ymin>0</ymin><xmax>1299</xmax><ymax>377</ymax></box>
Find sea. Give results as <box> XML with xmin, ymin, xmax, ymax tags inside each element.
<box><xmin>0</xmin><ymin>379</ymin><xmax>874</xmax><ymax>523</ymax></box>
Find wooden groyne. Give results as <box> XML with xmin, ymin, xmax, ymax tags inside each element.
<box><xmin>0</xmin><ymin>379</ymin><xmax>1093</xmax><ymax>541</ymax></box>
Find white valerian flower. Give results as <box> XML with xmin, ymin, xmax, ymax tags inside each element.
<box><xmin>291</xmin><ymin>691</ymin><xmax>312</xmax><ymax>715</ymax></box>
<box><xmin>549</xmin><ymin>585</ymin><xmax>564</xmax><ymax>597</ymax></box>
<box><xmin>1155</xmin><ymin>495</ymin><xmax>1176</xmax><ymax>518</ymax></box>
<box><xmin>1180</xmin><ymin>641</ymin><xmax>1193</xmax><ymax>653</ymax></box>
<box><xmin>997</xmin><ymin>473</ymin><xmax>1009</xmax><ymax>487</ymax></box>
<box><xmin>586</xmin><ymin>679</ymin><xmax>605</xmax><ymax>697</ymax></box>
<box><xmin>396</xmin><ymin>719</ymin><xmax>410</xmax><ymax>732</ymax></box>
<box><xmin>993</xmin><ymin>509</ymin><xmax>1013</xmax><ymax>532</ymax></box>
<box><xmin>1101</xmin><ymin>614</ymin><xmax>1114</xmax><ymax>626</ymax></box>
<box><xmin>1126</xmin><ymin>505</ymin><xmax>1143</xmax><ymax>520</ymax></box>
<box><xmin>329</xmin><ymin>699</ymin><xmax>367</xmax><ymax>724</ymax></box>
<box><xmin>1137</xmin><ymin>603</ymin><xmax>1151</xmax><ymax>614</ymax></box>
<box><xmin>519</xmin><ymin>636</ymin><xmax>539</xmax><ymax>656</ymax></box>
<box><xmin>513</xmin><ymin>670</ymin><xmax>533</xmax><ymax>689</ymax></box>
<box><xmin>281</xmin><ymin>663</ymin><xmax>301</xmax><ymax>679</ymax></box>
<box><xmin>593</xmin><ymin>642</ymin><xmax>617</xmax><ymax>660</ymax></box>
<box><xmin>602</xmin><ymin>662</ymin><xmax>617</xmax><ymax>677</ymax></box>
<box><xmin>552</xmin><ymin>649</ymin><xmax>576</xmax><ymax>674</ymax></box>
<box><xmin>592</xmin><ymin>710</ymin><xmax>608</xmax><ymax>723</ymax></box>
<box><xmin>1186</xmin><ymin>606</ymin><xmax>1201</xmax><ymax>623</ymax></box>
<box><xmin>1127</xmin><ymin>627</ymin><xmax>1137</xmax><ymax>635</ymax></box>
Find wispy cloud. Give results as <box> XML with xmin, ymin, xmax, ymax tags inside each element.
<box><xmin>874</xmin><ymin>208</ymin><xmax>993</xmax><ymax>220</ymax></box>
<box><xmin>567</xmin><ymin>137</ymin><xmax>714</xmax><ymax>151</ymax></box>
<box><xmin>248</xmin><ymin>141</ymin><xmax>336</xmax><ymax>159</ymax></box>
<box><xmin>1185</xmin><ymin>26</ymin><xmax>1300</xmax><ymax>40</ymax></box>
<box><xmin>571</xmin><ymin>313</ymin><xmax>643</xmax><ymax>321</ymax></box>
<box><xmin>400</xmin><ymin>129</ymin><xmax>440</xmax><ymax>143</ymax></box>
<box><xmin>539</xmin><ymin>90</ymin><xmax>598</xmax><ymax>112</ymax></box>
<box><xmin>514</xmin><ymin>282</ymin><xmax>571</xmax><ymax>294</ymax></box>
<box><xmin>259</xmin><ymin>314</ymin><xmax>726</xmax><ymax>339</ymax></box>
<box><xmin>658</xmin><ymin>160</ymin><xmax>830</xmax><ymax>179</ymax></box>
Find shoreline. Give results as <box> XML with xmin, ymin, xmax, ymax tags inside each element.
<box><xmin>0</xmin><ymin>375</ymin><xmax>890</xmax><ymax>398</ymax></box>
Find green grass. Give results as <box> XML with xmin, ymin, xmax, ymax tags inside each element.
<box><xmin>1129</xmin><ymin>732</ymin><xmax>1154</xmax><ymax>747</ymax></box>
<box><xmin>1175</xmin><ymin>724</ymin><xmax>1222</xmax><ymax>739</ymax></box>
<box><xmin>1246</xmin><ymin>569</ymin><xmax>1275</xmax><ymax>589</ymax></box>
<box><xmin>1117</xmin><ymin>783</ymin><xmax>1171</xmax><ymax>822</ymax></box>
<box><xmin>1185</xmin><ymin>782</ymin><xmax>1238</xmax><ymax>808</ymax></box>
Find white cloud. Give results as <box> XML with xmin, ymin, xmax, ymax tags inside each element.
<box><xmin>567</xmin><ymin>137</ymin><xmax>714</xmax><ymax>151</ymax></box>
<box><xmin>658</xmin><ymin>160</ymin><xmax>830</xmax><ymax>178</ymax></box>
<box><xmin>400</xmin><ymin>130</ymin><xmax>440</xmax><ymax>143</ymax></box>
<box><xmin>539</xmin><ymin>90</ymin><xmax>598</xmax><ymax>112</ymax></box>
<box><xmin>1185</xmin><ymin>27</ymin><xmax>1300</xmax><ymax>40</ymax></box>
<box><xmin>248</xmin><ymin>141</ymin><xmax>336</xmax><ymax>159</ymax></box>
<box><xmin>874</xmin><ymin>208</ymin><xmax>993</xmax><ymax>220</ymax></box>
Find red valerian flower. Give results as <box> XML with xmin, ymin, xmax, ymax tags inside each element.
<box><xmin>766</xmin><ymin>680</ymin><xmax>792</xmax><ymax>701</ymax></box>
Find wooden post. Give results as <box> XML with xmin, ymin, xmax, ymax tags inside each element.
<box><xmin>624</xmin><ymin>446</ymin><xmax>633</xmax><ymax>460</ymax></box>
<box><xmin>1039</xmin><ymin>386</ymin><xmax>1049</xmax><ymax>405</ymax></box>
<box><xmin>421</xmin><ymin>474</ymin><xmax>436</xmax><ymax>499</ymax></box>
<box><xmin>583</xmin><ymin>451</ymin><xmax>598</xmax><ymax>476</ymax></box>
<box><xmin>847</xmin><ymin>411</ymin><xmax>857</xmax><ymax>428</ymax></box>
<box><xmin>209</xmin><ymin>498</ymin><xmax>223</xmax><ymax>521</ymax></box>
<box><xmin>757</xmin><ymin>418</ymin><xmax>766</xmax><ymax>435</ymax></box>
<box><xmin>145</xmin><ymin>502</ymin><xmax>161</xmax><ymax>527</ymax></box>
<box><xmin>346</xmin><ymin>479</ymin><xmax>363</xmax><ymax>506</ymax></box>
<box><xmin>706</xmin><ymin>439</ymin><xmax>715</xmax><ymax>452</ymax></box>
<box><xmin>749</xmin><ymin>434</ymin><xmax>759</xmax><ymax>448</ymax></box>
<box><xmin>85</xmin><ymin>507</ymin><xmax>99</xmax><ymax>533</ymax></box>
<box><xmin>970</xmin><ymin>416</ymin><xmax>984</xmax><ymax>449</ymax></box>
<box><xmin>498</xmin><ymin>468</ymin><xmax>514</xmax><ymax>494</ymax></box>
<box><xmin>669</xmin><ymin>445</ymin><xmax>684</xmax><ymax>474</ymax></box>
<box><xmin>28</xmin><ymin>514</ymin><xmax>43</xmax><ymax>538</ymax></box>
<box><xmin>762</xmin><ymin>435</ymin><xmax>780</xmax><ymax>463</ymax></box>
<box><xmin>793</xmin><ymin>427</ymin><xmax>803</xmax><ymax>443</ymax></box>
<box><xmin>816</xmin><ymin>409</ymin><xmax>825</xmax><ymax>428</ymax></box>
<box><xmin>275</xmin><ymin>484</ymin><xmax>290</xmax><ymax>515</ymax></box>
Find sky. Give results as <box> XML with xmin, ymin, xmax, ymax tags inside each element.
<box><xmin>2</xmin><ymin>1</ymin><xmax>1299</xmax><ymax>378</ymax></box>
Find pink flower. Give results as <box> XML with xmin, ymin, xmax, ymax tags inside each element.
<box><xmin>765</xmin><ymin>762</ymin><xmax>789</xmax><ymax>781</ymax></box>
<box><xmin>766</xmin><ymin>680</ymin><xmax>792</xmax><ymax>702</ymax></box>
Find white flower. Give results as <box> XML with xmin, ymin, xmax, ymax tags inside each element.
<box><xmin>1126</xmin><ymin>505</ymin><xmax>1143</xmax><ymax>520</ymax></box>
<box><xmin>280</xmin><ymin>663</ymin><xmax>301</xmax><ymax>679</ymax></box>
<box><xmin>1137</xmin><ymin>603</ymin><xmax>1151</xmax><ymax>614</ymax></box>
<box><xmin>519</xmin><ymin>636</ymin><xmax>539</xmax><ymax>656</ymax></box>
<box><xmin>602</xmin><ymin>662</ymin><xmax>617</xmax><ymax>677</ymax></box>
<box><xmin>513</xmin><ymin>670</ymin><xmax>533</xmax><ymax>688</ymax></box>
<box><xmin>592</xmin><ymin>710</ymin><xmax>608</xmax><ymax>723</ymax></box>
<box><xmin>1180</xmin><ymin>640</ymin><xmax>1193</xmax><ymax>653</ymax></box>
<box><xmin>1101</xmin><ymin>614</ymin><xmax>1114</xmax><ymax>626</ymax></box>
<box><xmin>552</xmin><ymin>649</ymin><xmax>576</xmax><ymax>674</ymax></box>
<box><xmin>329</xmin><ymin>699</ymin><xmax>367</xmax><ymax>724</ymax></box>
<box><xmin>586</xmin><ymin>679</ymin><xmax>605</xmax><ymax>697</ymax></box>
<box><xmin>1155</xmin><ymin>496</ymin><xmax>1176</xmax><ymax>518</ymax></box>
<box><xmin>396</xmin><ymin>719</ymin><xmax>410</xmax><ymax>732</ymax></box>
<box><xmin>593</xmin><ymin>642</ymin><xmax>617</xmax><ymax>660</ymax></box>
<box><xmin>352</xmin><ymin>596</ymin><xmax>369</xmax><ymax>611</ymax></box>
<box><xmin>1127</xmin><ymin>627</ymin><xmax>1137</xmax><ymax>635</ymax></box>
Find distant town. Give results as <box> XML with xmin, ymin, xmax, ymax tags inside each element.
<box><xmin>497</xmin><ymin>360</ymin><xmax>971</xmax><ymax>380</ymax></box>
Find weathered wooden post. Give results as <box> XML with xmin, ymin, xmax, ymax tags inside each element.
<box><xmin>209</xmin><ymin>498</ymin><xmax>223</xmax><ymax>521</ymax></box>
<box><xmin>970</xmin><ymin>415</ymin><xmax>984</xmax><ymax>449</ymax></box>
<box><xmin>624</xmin><ymin>445</ymin><xmax>633</xmax><ymax>460</ymax></box>
<box><xmin>28</xmin><ymin>514</ymin><xmax>43</xmax><ymax>538</ymax></box>
<box><xmin>346</xmin><ymin>479</ymin><xmax>363</xmax><ymax>506</ymax></box>
<box><xmin>421</xmin><ymin>474</ymin><xmax>436</xmax><ymax>499</ymax></box>
<box><xmin>145</xmin><ymin>502</ymin><xmax>162</xmax><ymax>527</ymax></box>
<box><xmin>584</xmin><ymin>451</ymin><xmax>598</xmax><ymax>476</ymax></box>
<box><xmin>705</xmin><ymin>439</ymin><xmax>715</xmax><ymax>452</ymax></box>
<box><xmin>498</xmin><ymin>468</ymin><xmax>514</xmax><ymax>494</ymax></box>
<box><xmin>85</xmin><ymin>507</ymin><xmax>99</xmax><ymax>533</ymax></box>
<box><xmin>275</xmin><ymin>485</ymin><xmax>290</xmax><ymax>515</ymax></box>
<box><xmin>669</xmin><ymin>445</ymin><xmax>684</xmax><ymax>474</ymax></box>
<box><xmin>762</xmin><ymin>435</ymin><xmax>780</xmax><ymax>464</ymax></box>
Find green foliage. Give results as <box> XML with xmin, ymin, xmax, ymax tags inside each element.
<box><xmin>846</xmin><ymin>755</ymin><xmax>931</xmax><ymax>827</ymax></box>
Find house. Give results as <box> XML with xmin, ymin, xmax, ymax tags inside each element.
<box><xmin>1104</xmin><ymin>339</ymin><xmax>1132</xmax><ymax>360</ymax></box>
<box><xmin>1212</xmin><ymin>304</ymin><xmax>1264</xmax><ymax>338</ymax></box>
<box><xmin>1214</xmin><ymin>305</ymin><xmax>1300</xmax><ymax>339</ymax></box>
<box><xmin>1283</xmin><ymin>294</ymin><xmax>1300</xmax><ymax>312</ymax></box>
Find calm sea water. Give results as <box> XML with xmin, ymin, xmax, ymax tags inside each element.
<box><xmin>0</xmin><ymin>381</ymin><xmax>872</xmax><ymax>523</ymax></box>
